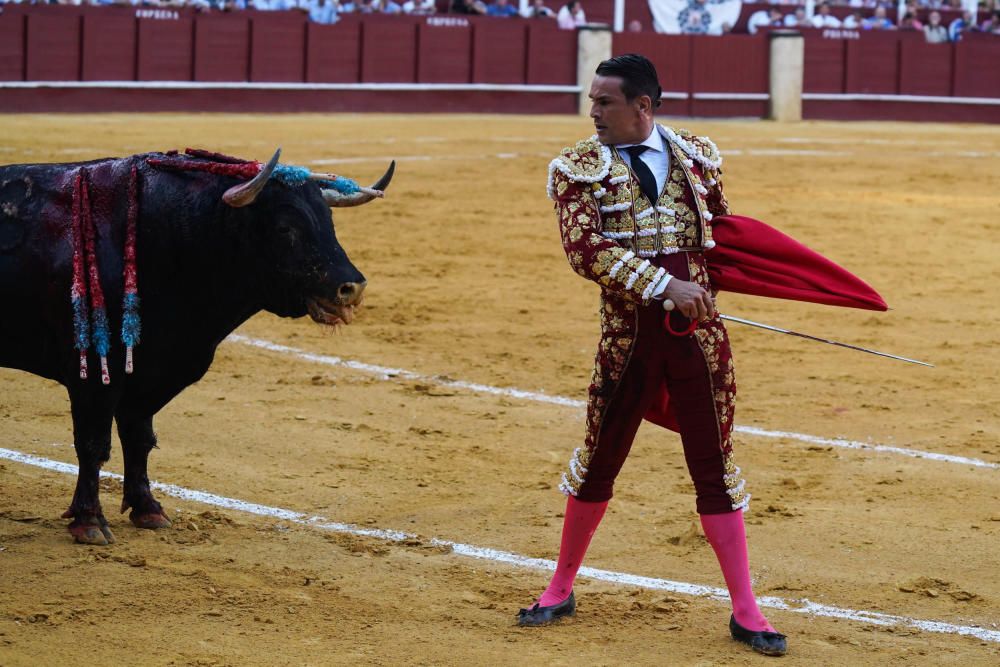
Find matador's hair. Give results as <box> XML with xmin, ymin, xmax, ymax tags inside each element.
<box><xmin>595</xmin><ymin>53</ymin><xmax>663</xmax><ymax>109</ymax></box>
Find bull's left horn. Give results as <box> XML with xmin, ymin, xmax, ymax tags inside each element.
<box><xmin>222</xmin><ymin>148</ymin><xmax>281</xmax><ymax>208</ymax></box>
<box><xmin>322</xmin><ymin>160</ymin><xmax>395</xmax><ymax>208</ymax></box>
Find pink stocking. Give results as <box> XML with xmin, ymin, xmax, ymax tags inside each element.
<box><xmin>700</xmin><ymin>510</ymin><xmax>775</xmax><ymax>632</ymax></box>
<box><xmin>537</xmin><ymin>496</ymin><xmax>608</xmax><ymax>607</ymax></box>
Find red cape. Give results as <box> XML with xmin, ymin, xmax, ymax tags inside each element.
<box><xmin>644</xmin><ymin>215</ymin><xmax>887</xmax><ymax>432</ymax></box>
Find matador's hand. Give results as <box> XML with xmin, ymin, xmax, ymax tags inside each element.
<box><xmin>663</xmin><ymin>278</ymin><xmax>715</xmax><ymax>321</ymax></box>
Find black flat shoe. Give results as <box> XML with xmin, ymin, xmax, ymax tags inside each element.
<box><xmin>517</xmin><ymin>591</ymin><xmax>576</xmax><ymax>626</ymax></box>
<box><xmin>729</xmin><ymin>615</ymin><xmax>787</xmax><ymax>656</ymax></box>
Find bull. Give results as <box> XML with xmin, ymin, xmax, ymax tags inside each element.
<box><xmin>0</xmin><ymin>148</ymin><xmax>393</xmax><ymax>545</ymax></box>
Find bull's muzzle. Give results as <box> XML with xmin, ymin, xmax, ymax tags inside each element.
<box><xmin>306</xmin><ymin>281</ymin><xmax>366</xmax><ymax>327</ymax></box>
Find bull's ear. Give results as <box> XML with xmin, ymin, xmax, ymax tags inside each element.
<box><xmin>222</xmin><ymin>148</ymin><xmax>281</xmax><ymax>208</ymax></box>
<box><xmin>322</xmin><ymin>161</ymin><xmax>395</xmax><ymax>208</ymax></box>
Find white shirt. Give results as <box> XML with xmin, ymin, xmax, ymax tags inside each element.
<box><xmin>613</xmin><ymin>125</ymin><xmax>674</xmax><ymax>296</ymax></box>
<box><xmin>811</xmin><ymin>14</ymin><xmax>842</xmax><ymax>28</ymax></box>
<box><xmin>614</xmin><ymin>124</ymin><xmax>670</xmax><ymax>203</ymax></box>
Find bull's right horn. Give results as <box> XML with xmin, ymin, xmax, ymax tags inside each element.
<box><xmin>222</xmin><ymin>148</ymin><xmax>281</xmax><ymax>208</ymax></box>
<box><xmin>322</xmin><ymin>161</ymin><xmax>395</xmax><ymax>208</ymax></box>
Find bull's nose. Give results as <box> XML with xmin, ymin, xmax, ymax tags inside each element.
<box><xmin>338</xmin><ymin>281</ymin><xmax>366</xmax><ymax>305</ymax></box>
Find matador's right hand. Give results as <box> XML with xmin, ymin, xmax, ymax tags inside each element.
<box><xmin>663</xmin><ymin>278</ymin><xmax>715</xmax><ymax>321</ymax></box>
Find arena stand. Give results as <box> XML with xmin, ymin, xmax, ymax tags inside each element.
<box><xmin>0</xmin><ymin>2</ymin><xmax>998</xmax><ymax>122</ymax></box>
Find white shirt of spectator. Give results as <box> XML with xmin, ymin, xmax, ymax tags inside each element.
<box><xmin>746</xmin><ymin>9</ymin><xmax>772</xmax><ymax>34</ymax></box>
<box><xmin>402</xmin><ymin>0</ymin><xmax>436</xmax><ymax>13</ymax></box>
<box><xmin>557</xmin><ymin>5</ymin><xmax>586</xmax><ymax>29</ymax></box>
<box><xmin>811</xmin><ymin>14</ymin><xmax>842</xmax><ymax>28</ymax></box>
<box><xmin>614</xmin><ymin>125</ymin><xmax>675</xmax><ymax>297</ymax></box>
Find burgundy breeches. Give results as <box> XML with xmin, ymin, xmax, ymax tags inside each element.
<box><xmin>569</xmin><ymin>252</ymin><xmax>741</xmax><ymax>515</ymax></box>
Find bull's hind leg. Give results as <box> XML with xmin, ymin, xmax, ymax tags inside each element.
<box><xmin>115</xmin><ymin>413</ymin><xmax>171</xmax><ymax>529</ymax></box>
<box><xmin>64</xmin><ymin>390</ymin><xmax>117</xmax><ymax>545</ymax></box>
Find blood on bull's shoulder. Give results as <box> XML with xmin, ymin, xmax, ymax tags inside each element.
<box><xmin>0</xmin><ymin>147</ymin><xmax>394</xmax><ymax>546</ymax></box>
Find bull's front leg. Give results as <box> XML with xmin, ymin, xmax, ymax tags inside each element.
<box><xmin>64</xmin><ymin>389</ymin><xmax>117</xmax><ymax>545</ymax></box>
<box><xmin>115</xmin><ymin>413</ymin><xmax>171</xmax><ymax>529</ymax></box>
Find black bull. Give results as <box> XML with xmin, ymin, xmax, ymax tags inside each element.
<box><xmin>0</xmin><ymin>149</ymin><xmax>393</xmax><ymax>544</ymax></box>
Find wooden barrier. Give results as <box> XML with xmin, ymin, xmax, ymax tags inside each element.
<box><xmin>418</xmin><ymin>21</ymin><xmax>473</xmax><ymax>83</ymax></box>
<box><xmin>1</xmin><ymin>5</ymin><xmax>998</xmax><ymax>122</ymax></box>
<box><xmin>306</xmin><ymin>19</ymin><xmax>362</xmax><ymax>83</ymax></box>
<box><xmin>194</xmin><ymin>14</ymin><xmax>251</xmax><ymax>82</ymax></box>
<box><xmin>250</xmin><ymin>13</ymin><xmax>307</xmax><ymax>82</ymax></box>
<box><xmin>82</xmin><ymin>13</ymin><xmax>136</xmax><ymax>81</ymax></box>
<box><xmin>0</xmin><ymin>14</ymin><xmax>26</xmax><ymax>82</ymax></box>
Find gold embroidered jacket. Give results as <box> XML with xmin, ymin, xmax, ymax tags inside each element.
<box><xmin>546</xmin><ymin>125</ymin><xmax>730</xmax><ymax>301</ymax></box>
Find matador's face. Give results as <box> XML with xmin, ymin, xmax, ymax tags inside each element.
<box><xmin>588</xmin><ymin>75</ymin><xmax>653</xmax><ymax>146</ymax></box>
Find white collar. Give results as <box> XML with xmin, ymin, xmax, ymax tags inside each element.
<box><xmin>615</xmin><ymin>125</ymin><xmax>664</xmax><ymax>153</ymax></box>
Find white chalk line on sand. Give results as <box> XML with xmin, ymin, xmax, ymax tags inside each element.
<box><xmin>1</xmin><ymin>446</ymin><xmax>997</xmax><ymax>644</ymax></box>
<box><xmin>227</xmin><ymin>335</ymin><xmax>999</xmax><ymax>471</ymax></box>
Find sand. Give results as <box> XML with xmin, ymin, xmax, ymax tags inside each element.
<box><xmin>1</xmin><ymin>114</ymin><xmax>998</xmax><ymax>665</ymax></box>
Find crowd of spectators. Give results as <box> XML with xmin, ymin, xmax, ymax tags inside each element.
<box><xmin>748</xmin><ymin>1</ymin><xmax>1000</xmax><ymax>40</ymax></box>
<box><xmin>3</xmin><ymin>0</ymin><xmax>998</xmax><ymax>38</ymax></box>
<box><xmin>0</xmin><ymin>0</ymin><xmax>588</xmax><ymax>28</ymax></box>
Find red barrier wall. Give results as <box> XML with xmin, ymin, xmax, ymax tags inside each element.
<box><xmin>362</xmin><ymin>19</ymin><xmax>418</xmax><ymax>83</ymax></box>
<box><xmin>0</xmin><ymin>14</ymin><xmax>26</xmax><ymax>82</ymax></box>
<box><xmin>525</xmin><ymin>23</ymin><xmax>576</xmax><ymax>85</ymax></box>
<box><xmin>898</xmin><ymin>36</ymin><xmax>952</xmax><ymax>96</ymax></box>
<box><xmin>953</xmin><ymin>34</ymin><xmax>1000</xmax><ymax>98</ymax></box>
<box><xmin>82</xmin><ymin>14</ymin><xmax>137</xmax><ymax>82</ymax></box>
<box><xmin>472</xmin><ymin>20</ymin><xmax>528</xmax><ymax>84</ymax></box>
<box><xmin>195</xmin><ymin>14</ymin><xmax>251</xmax><ymax>82</ymax></box>
<box><xmin>250</xmin><ymin>13</ymin><xmax>306</xmax><ymax>82</ymax></box>
<box><xmin>418</xmin><ymin>22</ymin><xmax>473</xmax><ymax>83</ymax></box>
<box><xmin>803</xmin><ymin>34</ymin><xmax>845</xmax><ymax>93</ymax></box>
<box><xmin>306</xmin><ymin>20</ymin><xmax>362</xmax><ymax>83</ymax></box>
<box><xmin>4</xmin><ymin>5</ymin><xmax>999</xmax><ymax>122</ymax></box>
<box><xmin>25</xmin><ymin>13</ymin><xmax>81</xmax><ymax>81</ymax></box>
<box><xmin>137</xmin><ymin>17</ymin><xmax>194</xmax><ymax>81</ymax></box>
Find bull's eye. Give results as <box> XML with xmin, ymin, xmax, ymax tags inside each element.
<box><xmin>275</xmin><ymin>222</ymin><xmax>297</xmax><ymax>240</ymax></box>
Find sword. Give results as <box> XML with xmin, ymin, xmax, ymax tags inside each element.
<box><xmin>662</xmin><ymin>300</ymin><xmax>933</xmax><ymax>367</ymax></box>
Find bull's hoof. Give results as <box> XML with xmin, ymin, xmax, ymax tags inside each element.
<box><xmin>68</xmin><ymin>519</ymin><xmax>116</xmax><ymax>545</ymax></box>
<box><xmin>130</xmin><ymin>511</ymin><xmax>171</xmax><ymax>530</ymax></box>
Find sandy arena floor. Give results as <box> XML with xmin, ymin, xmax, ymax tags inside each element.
<box><xmin>1</xmin><ymin>114</ymin><xmax>999</xmax><ymax>666</ymax></box>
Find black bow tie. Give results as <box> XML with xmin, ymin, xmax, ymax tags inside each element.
<box><xmin>624</xmin><ymin>145</ymin><xmax>658</xmax><ymax>206</ymax></box>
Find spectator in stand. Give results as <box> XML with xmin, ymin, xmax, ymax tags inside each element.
<box><xmin>382</xmin><ymin>0</ymin><xmax>403</xmax><ymax>12</ymax></box>
<box><xmin>863</xmin><ymin>6</ymin><xmax>895</xmax><ymax>29</ymax></box>
<box><xmin>948</xmin><ymin>10</ymin><xmax>976</xmax><ymax>40</ymax></box>
<box><xmin>522</xmin><ymin>0</ymin><xmax>555</xmax><ymax>18</ymax></box>
<box><xmin>981</xmin><ymin>9</ymin><xmax>1000</xmax><ymax>34</ymax></box>
<box><xmin>338</xmin><ymin>0</ymin><xmax>357</xmax><ymax>13</ymax></box>
<box><xmin>402</xmin><ymin>0</ymin><xmax>435</xmax><ymax>13</ymax></box>
<box><xmin>308</xmin><ymin>0</ymin><xmax>339</xmax><ymax>21</ymax></box>
<box><xmin>452</xmin><ymin>0</ymin><xmax>486</xmax><ymax>14</ymax></box>
<box><xmin>811</xmin><ymin>2</ymin><xmax>842</xmax><ymax>27</ymax></box>
<box><xmin>356</xmin><ymin>0</ymin><xmax>378</xmax><ymax>12</ymax></box>
<box><xmin>843</xmin><ymin>11</ymin><xmax>863</xmax><ymax>27</ymax></box>
<box><xmin>899</xmin><ymin>12</ymin><xmax>923</xmax><ymax>30</ymax></box>
<box><xmin>628</xmin><ymin>19</ymin><xmax>642</xmax><ymax>31</ymax></box>
<box><xmin>783</xmin><ymin>7</ymin><xmax>810</xmax><ymax>27</ymax></box>
<box><xmin>747</xmin><ymin>7</ymin><xmax>783</xmax><ymax>34</ymax></box>
<box><xmin>557</xmin><ymin>0</ymin><xmax>586</xmax><ymax>29</ymax></box>
<box><xmin>924</xmin><ymin>10</ymin><xmax>949</xmax><ymax>41</ymax></box>
<box><xmin>487</xmin><ymin>0</ymin><xmax>518</xmax><ymax>16</ymax></box>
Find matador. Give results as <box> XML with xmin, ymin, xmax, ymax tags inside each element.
<box><xmin>516</xmin><ymin>53</ymin><xmax>787</xmax><ymax>657</ymax></box>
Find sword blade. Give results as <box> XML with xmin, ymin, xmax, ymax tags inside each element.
<box><xmin>720</xmin><ymin>314</ymin><xmax>934</xmax><ymax>367</ymax></box>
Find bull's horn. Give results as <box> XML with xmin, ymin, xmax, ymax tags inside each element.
<box><xmin>322</xmin><ymin>160</ymin><xmax>395</xmax><ymax>208</ymax></box>
<box><xmin>222</xmin><ymin>148</ymin><xmax>281</xmax><ymax>208</ymax></box>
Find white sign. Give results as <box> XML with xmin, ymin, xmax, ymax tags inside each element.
<box><xmin>648</xmin><ymin>0</ymin><xmax>742</xmax><ymax>35</ymax></box>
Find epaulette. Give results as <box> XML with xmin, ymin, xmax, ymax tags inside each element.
<box><xmin>661</xmin><ymin>125</ymin><xmax>723</xmax><ymax>171</ymax></box>
<box><xmin>546</xmin><ymin>136</ymin><xmax>612</xmax><ymax>201</ymax></box>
